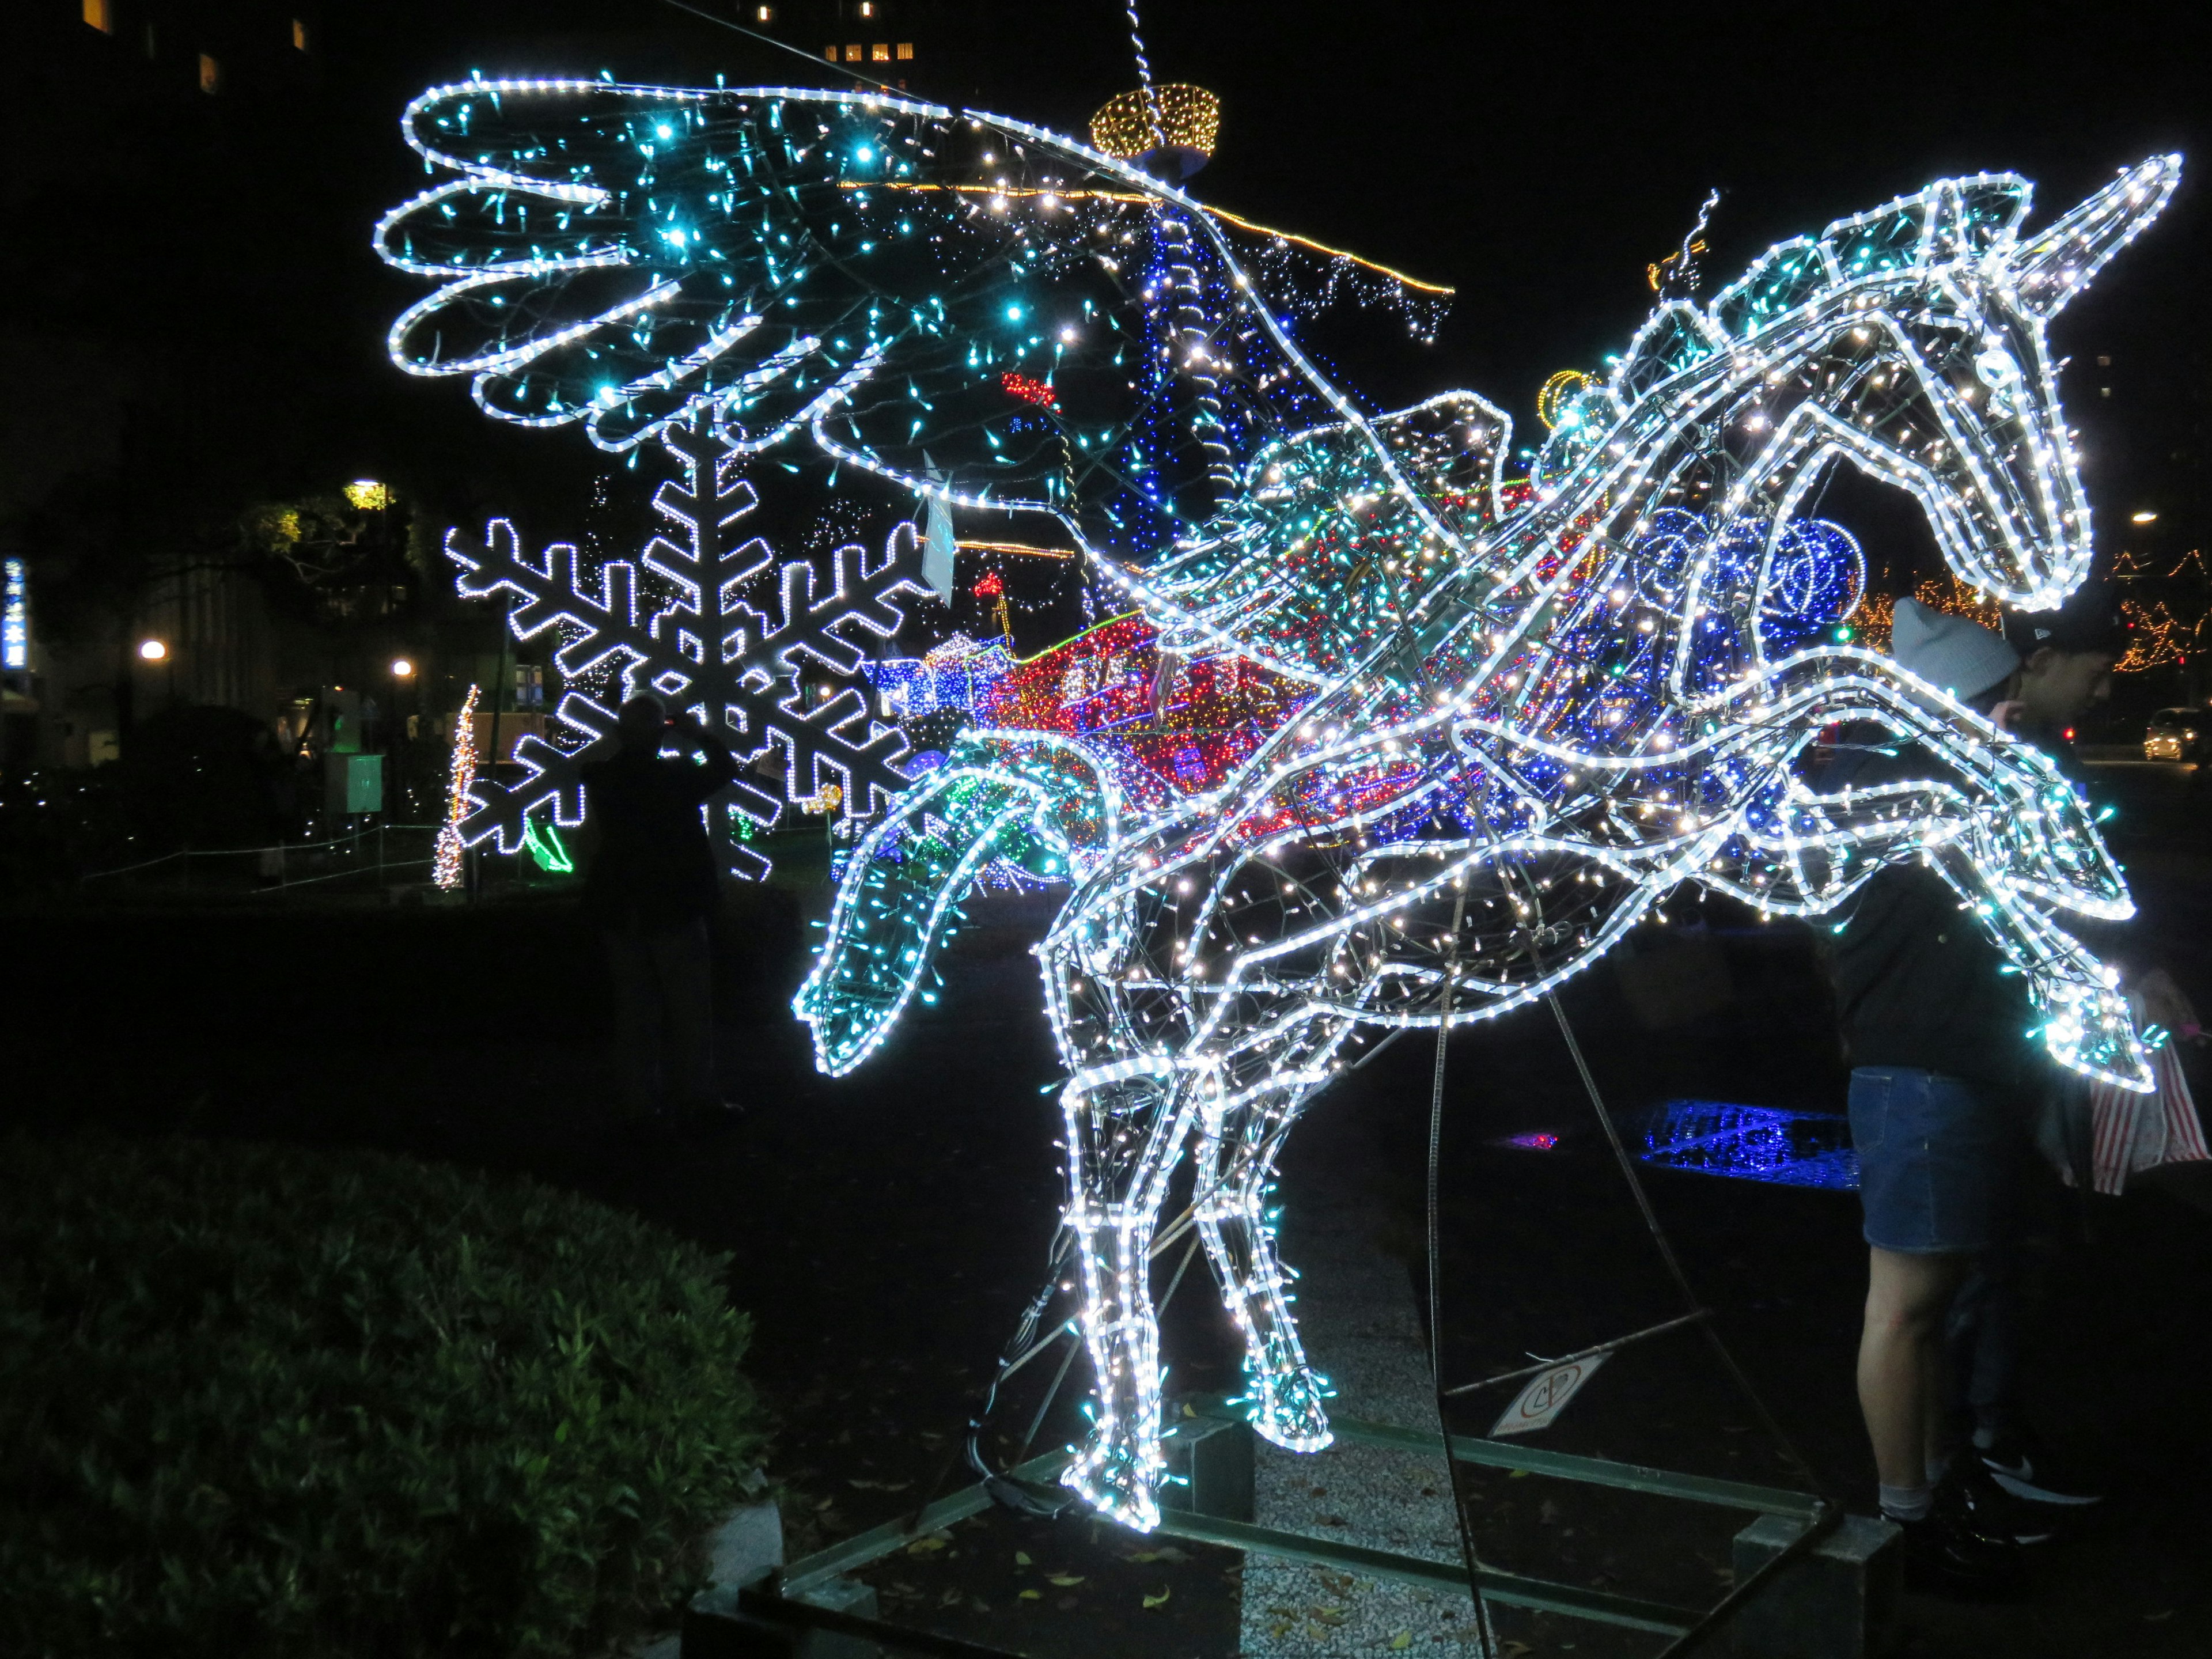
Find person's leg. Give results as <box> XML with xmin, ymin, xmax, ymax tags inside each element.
<box><xmin>1850</xmin><ymin>1065</ymin><xmax>1986</xmax><ymax>1516</ymax></box>
<box><xmin>650</xmin><ymin>915</ymin><xmax>717</xmax><ymax>1115</ymax></box>
<box><xmin>1945</xmin><ymin>1245</ymin><xmax>2017</xmax><ymax>1449</ymax></box>
<box><xmin>1859</xmin><ymin>1245</ymin><xmax>1969</xmax><ymax>1516</ymax></box>
<box><xmin>604</xmin><ymin>921</ymin><xmax>663</xmax><ymax>1122</ymax></box>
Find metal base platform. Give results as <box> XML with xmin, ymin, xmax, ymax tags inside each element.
<box><xmin>688</xmin><ymin>1395</ymin><xmax>1896</xmax><ymax>1658</ymax></box>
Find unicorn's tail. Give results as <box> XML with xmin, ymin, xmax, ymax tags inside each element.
<box><xmin>794</xmin><ymin>734</ymin><xmax>1118</xmax><ymax>1076</ymax></box>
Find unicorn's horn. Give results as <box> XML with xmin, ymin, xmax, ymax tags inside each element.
<box><xmin>2008</xmin><ymin>154</ymin><xmax>2182</xmax><ymax>317</ymax></box>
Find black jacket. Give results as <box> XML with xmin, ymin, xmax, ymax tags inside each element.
<box><xmin>1822</xmin><ymin>738</ymin><xmax>2035</xmax><ymax>1091</ymax></box>
<box><xmin>579</xmin><ymin>733</ymin><xmax>738</xmax><ymax>926</ymax></box>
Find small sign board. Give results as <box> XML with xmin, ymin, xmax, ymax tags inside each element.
<box><xmin>1490</xmin><ymin>1351</ymin><xmax>1610</xmax><ymax>1438</ymax></box>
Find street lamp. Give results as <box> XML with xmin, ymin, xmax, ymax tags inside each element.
<box><xmin>138</xmin><ymin>637</ymin><xmax>176</xmax><ymax>712</ymax></box>
<box><xmin>387</xmin><ymin>656</ymin><xmax>418</xmax><ymax>768</ymax></box>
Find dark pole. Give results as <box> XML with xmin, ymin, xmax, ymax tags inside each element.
<box><xmin>113</xmin><ymin>406</ymin><xmax>135</xmax><ymax>749</ymax></box>
<box><xmin>482</xmin><ymin>601</ymin><xmax>512</xmax><ymax>898</ymax></box>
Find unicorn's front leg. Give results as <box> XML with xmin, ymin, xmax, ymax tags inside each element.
<box><xmin>1195</xmin><ymin>1076</ymin><xmax>1335</xmax><ymax>1452</ymax></box>
<box><xmin>1058</xmin><ymin>1062</ymin><xmax>1203</xmax><ymax>1531</ymax></box>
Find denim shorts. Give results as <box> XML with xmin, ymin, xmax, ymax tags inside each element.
<box><xmin>1848</xmin><ymin>1067</ymin><xmax>2009</xmax><ymax>1254</ymax></box>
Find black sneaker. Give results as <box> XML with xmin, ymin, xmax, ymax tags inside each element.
<box><xmin>1892</xmin><ymin>1504</ymin><xmax>2021</xmax><ymax>1596</ymax></box>
<box><xmin>1976</xmin><ymin>1429</ymin><xmax>2103</xmax><ymax>1507</ymax></box>
<box><xmin>1939</xmin><ymin>1462</ymin><xmax>2056</xmax><ymax>1547</ymax></box>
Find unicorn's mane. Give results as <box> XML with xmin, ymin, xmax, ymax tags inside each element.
<box><xmin>1589</xmin><ymin>172</ymin><xmax>2037</xmax><ymax>417</ymax></box>
<box><xmin>1705</xmin><ymin>172</ymin><xmax>2032</xmax><ymax>342</ymax></box>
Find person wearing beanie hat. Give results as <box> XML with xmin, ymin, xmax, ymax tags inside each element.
<box><xmin>1889</xmin><ymin>597</ymin><xmax>2020</xmax><ymax>703</ymax></box>
<box><xmin>1818</xmin><ymin>584</ymin><xmax>2121</xmax><ymax>1589</ymax></box>
<box><xmin>2001</xmin><ymin>581</ymin><xmax>2123</xmax><ymax>745</ymax></box>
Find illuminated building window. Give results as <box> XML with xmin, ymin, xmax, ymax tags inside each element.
<box><xmin>292</xmin><ymin>18</ymin><xmax>308</xmax><ymax>50</ymax></box>
<box><xmin>870</xmin><ymin>41</ymin><xmax>889</xmax><ymax>60</ymax></box>
<box><xmin>896</xmin><ymin>41</ymin><xmax>914</xmax><ymax>59</ymax></box>
<box><xmin>843</xmin><ymin>43</ymin><xmax>862</xmax><ymax>61</ymax></box>
<box><xmin>82</xmin><ymin>0</ymin><xmax>111</xmax><ymax>33</ymax></box>
<box><xmin>859</xmin><ymin>1</ymin><xmax>874</xmax><ymax>14</ymax></box>
<box><xmin>142</xmin><ymin>21</ymin><xmax>156</xmax><ymax>55</ymax></box>
<box><xmin>824</xmin><ymin>44</ymin><xmax>837</xmax><ymax>60</ymax></box>
<box><xmin>755</xmin><ymin>4</ymin><xmax>773</xmax><ymax>20</ymax></box>
<box><xmin>199</xmin><ymin>53</ymin><xmax>222</xmax><ymax>93</ymax></box>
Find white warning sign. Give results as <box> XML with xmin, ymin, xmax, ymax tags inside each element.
<box><xmin>1490</xmin><ymin>1351</ymin><xmax>1611</xmax><ymax>1437</ymax></box>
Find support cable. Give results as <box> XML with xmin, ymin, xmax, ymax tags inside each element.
<box><xmin>1543</xmin><ymin>991</ymin><xmax>1839</xmax><ymax>1509</ymax></box>
<box><xmin>1426</xmin><ymin>890</ymin><xmax>1501</xmax><ymax>1658</ymax></box>
<box><xmin>1441</xmin><ymin>1309</ymin><xmax>1711</xmax><ymax>1399</ymax></box>
<box><xmin>1538</xmin><ymin>989</ymin><xmax>1850</xmax><ymax>1657</ymax></box>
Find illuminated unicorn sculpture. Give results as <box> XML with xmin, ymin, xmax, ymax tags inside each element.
<box><xmin>373</xmin><ymin>79</ymin><xmax>2177</xmax><ymax>1528</ymax></box>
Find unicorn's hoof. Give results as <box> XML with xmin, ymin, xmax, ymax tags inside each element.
<box><xmin>1249</xmin><ymin>1369</ymin><xmax>1335</xmax><ymax>1453</ymax></box>
<box><xmin>1060</xmin><ymin>1440</ymin><xmax>1164</xmax><ymax>1532</ymax></box>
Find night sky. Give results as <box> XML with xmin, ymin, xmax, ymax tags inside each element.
<box><xmin>5</xmin><ymin>0</ymin><xmax>2206</xmax><ymax>585</ymax></box>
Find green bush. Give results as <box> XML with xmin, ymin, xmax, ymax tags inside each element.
<box><xmin>0</xmin><ymin>1135</ymin><xmax>764</xmax><ymax>1658</ymax></box>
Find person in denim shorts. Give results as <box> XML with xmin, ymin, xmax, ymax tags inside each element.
<box><xmin>1827</xmin><ymin>592</ymin><xmax>2120</xmax><ymax>1590</ymax></box>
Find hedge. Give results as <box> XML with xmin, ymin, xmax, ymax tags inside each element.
<box><xmin>0</xmin><ymin>1134</ymin><xmax>763</xmax><ymax>1658</ymax></box>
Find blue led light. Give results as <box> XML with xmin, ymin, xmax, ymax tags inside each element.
<box><xmin>1632</xmin><ymin>1100</ymin><xmax>1861</xmax><ymax>1190</ymax></box>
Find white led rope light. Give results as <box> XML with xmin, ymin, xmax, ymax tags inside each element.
<box><xmin>373</xmin><ymin>86</ymin><xmax>2177</xmax><ymax>1531</ymax></box>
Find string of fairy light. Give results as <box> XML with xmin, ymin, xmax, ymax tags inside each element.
<box><xmin>433</xmin><ymin>683</ymin><xmax>480</xmax><ymax>889</ymax></box>
<box><xmin>374</xmin><ymin>75</ymin><xmax>2177</xmax><ymax>1532</ymax></box>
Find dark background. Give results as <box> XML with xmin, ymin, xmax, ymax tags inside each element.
<box><xmin>5</xmin><ymin>0</ymin><xmax>2205</xmax><ymax>578</ymax></box>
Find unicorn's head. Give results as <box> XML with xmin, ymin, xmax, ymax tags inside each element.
<box><xmin>1736</xmin><ymin>158</ymin><xmax>2179</xmax><ymax>607</ymax></box>
<box><xmin>1603</xmin><ymin>158</ymin><xmax>2180</xmax><ymax>611</ymax></box>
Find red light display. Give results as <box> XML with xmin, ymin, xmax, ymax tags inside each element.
<box><xmin>998</xmin><ymin>372</ymin><xmax>1056</xmax><ymax>408</ymax></box>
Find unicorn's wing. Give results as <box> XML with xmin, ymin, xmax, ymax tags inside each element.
<box><xmin>376</xmin><ymin>79</ymin><xmax>1475</xmax><ymax>680</ymax></box>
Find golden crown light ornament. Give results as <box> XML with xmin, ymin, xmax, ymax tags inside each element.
<box><xmin>1089</xmin><ymin>83</ymin><xmax>1220</xmax><ymax>181</ymax></box>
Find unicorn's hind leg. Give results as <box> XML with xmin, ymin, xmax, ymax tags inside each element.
<box><xmin>1057</xmin><ymin>1058</ymin><xmax>1207</xmax><ymax>1531</ymax></box>
<box><xmin>1193</xmin><ymin>1055</ymin><xmax>1340</xmax><ymax>1452</ymax></box>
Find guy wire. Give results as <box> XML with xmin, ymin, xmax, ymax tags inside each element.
<box><xmin>1427</xmin><ymin>888</ymin><xmax>1501</xmax><ymax>1658</ymax></box>
<box><xmin>1542</xmin><ymin>990</ymin><xmax>1841</xmax><ymax>1509</ymax></box>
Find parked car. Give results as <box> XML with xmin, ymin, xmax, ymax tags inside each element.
<box><xmin>2144</xmin><ymin>707</ymin><xmax>2206</xmax><ymax>761</ymax></box>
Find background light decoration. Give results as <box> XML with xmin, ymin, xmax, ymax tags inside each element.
<box><xmin>2</xmin><ymin>557</ymin><xmax>28</xmax><ymax>672</ymax></box>
<box><xmin>433</xmin><ymin>683</ymin><xmax>479</xmax><ymax>890</ymax></box>
<box><xmin>1535</xmin><ymin>369</ymin><xmax>1594</xmax><ymax>431</ymax></box>
<box><xmin>865</xmin><ymin>631</ymin><xmax>1016</xmax><ymax>724</ymax></box>
<box><xmin>521</xmin><ymin>816</ymin><xmax>576</xmax><ymax>873</ymax></box>
<box><xmin>374</xmin><ymin>81</ymin><xmax>2177</xmax><ymax>1531</ymax></box>
<box><xmin>2111</xmin><ymin>548</ymin><xmax>2209</xmax><ymax>673</ymax></box>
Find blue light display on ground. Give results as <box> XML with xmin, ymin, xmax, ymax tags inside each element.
<box><xmin>1634</xmin><ymin>1100</ymin><xmax>1860</xmax><ymax>1190</ymax></box>
<box><xmin>1492</xmin><ymin>1101</ymin><xmax>1860</xmax><ymax>1190</ymax></box>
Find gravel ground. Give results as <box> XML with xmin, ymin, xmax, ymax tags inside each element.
<box><xmin>1240</xmin><ymin>1117</ymin><xmax>1486</xmax><ymax>1657</ymax></box>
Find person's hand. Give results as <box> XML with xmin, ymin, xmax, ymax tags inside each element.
<box><xmin>1990</xmin><ymin>698</ymin><xmax>2025</xmax><ymax>732</ymax></box>
<box><xmin>666</xmin><ymin>710</ymin><xmax>705</xmax><ymax>737</ymax></box>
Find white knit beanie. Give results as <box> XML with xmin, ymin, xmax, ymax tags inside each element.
<box><xmin>1889</xmin><ymin>596</ymin><xmax>2020</xmax><ymax>700</ymax></box>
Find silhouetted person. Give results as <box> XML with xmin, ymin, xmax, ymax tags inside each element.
<box><xmin>1824</xmin><ymin>591</ymin><xmax>2120</xmax><ymax>1592</ymax></box>
<box><xmin>581</xmin><ymin>695</ymin><xmax>740</xmax><ymax>1135</ymax></box>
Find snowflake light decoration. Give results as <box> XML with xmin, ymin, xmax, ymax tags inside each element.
<box><xmin>441</xmin><ymin>416</ymin><xmax>928</xmax><ymax>877</ymax></box>
<box><xmin>373</xmin><ymin>78</ymin><xmax>2179</xmax><ymax>1532</ymax></box>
